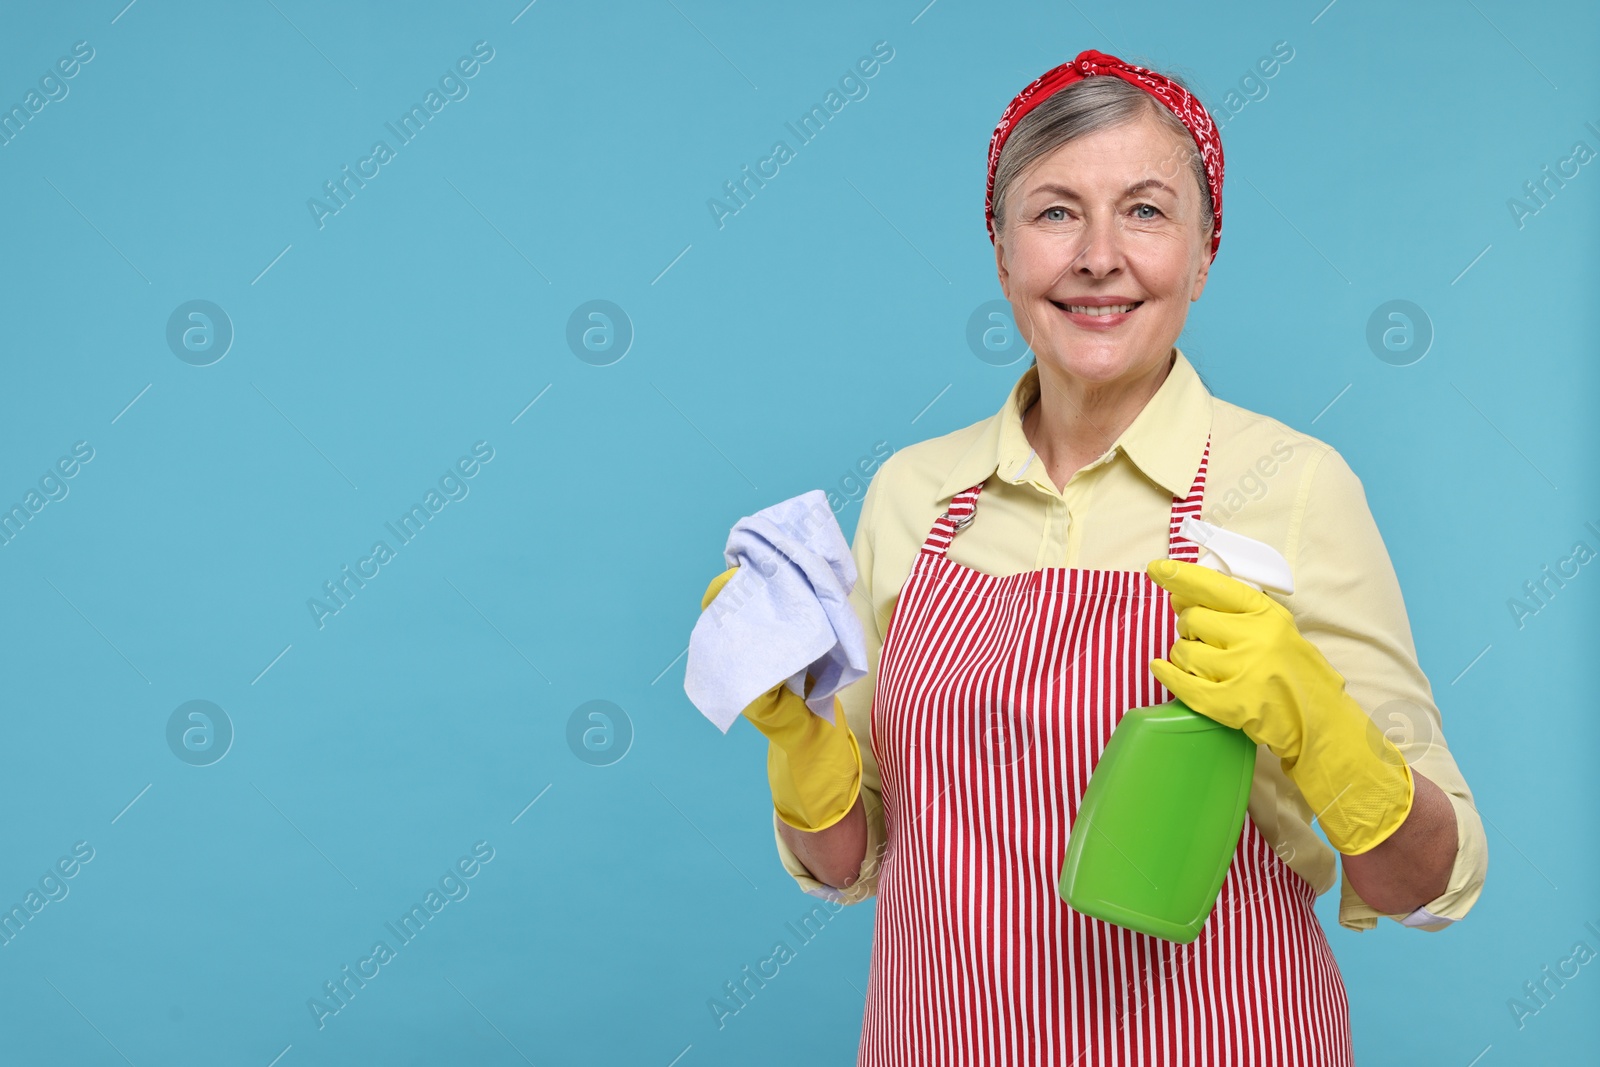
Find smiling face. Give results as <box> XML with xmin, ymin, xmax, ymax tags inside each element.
<box><xmin>994</xmin><ymin>108</ymin><xmax>1212</xmax><ymax>387</ymax></box>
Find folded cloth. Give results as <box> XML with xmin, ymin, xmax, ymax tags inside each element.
<box><xmin>685</xmin><ymin>489</ymin><xmax>868</xmax><ymax>734</ymax></box>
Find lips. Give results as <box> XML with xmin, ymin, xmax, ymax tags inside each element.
<box><xmin>1056</xmin><ymin>299</ymin><xmax>1145</xmax><ymax>327</ymax></box>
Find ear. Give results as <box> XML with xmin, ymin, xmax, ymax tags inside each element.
<box><xmin>1190</xmin><ymin>233</ymin><xmax>1212</xmax><ymax>302</ymax></box>
<box><xmin>994</xmin><ymin>232</ymin><xmax>1010</xmax><ymax>300</ymax></box>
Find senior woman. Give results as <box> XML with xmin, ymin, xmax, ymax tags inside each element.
<box><xmin>699</xmin><ymin>50</ymin><xmax>1487</xmax><ymax>1065</ymax></box>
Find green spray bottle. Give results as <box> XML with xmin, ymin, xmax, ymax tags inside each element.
<box><xmin>1058</xmin><ymin>516</ymin><xmax>1295</xmax><ymax>943</ymax></box>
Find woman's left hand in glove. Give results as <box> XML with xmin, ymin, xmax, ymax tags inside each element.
<box><xmin>1144</xmin><ymin>558</ymin><xmax>1414</xmax><ymax>855</ymax></box>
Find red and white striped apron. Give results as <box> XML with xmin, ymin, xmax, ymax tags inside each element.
<box><xmin>861</xmin><ymin>432</ymin><xmax>1354</xmax><ymax>1066</ymax></box>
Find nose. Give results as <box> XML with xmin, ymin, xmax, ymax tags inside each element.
<box><xmin>1071</xmin><ymin>209</ymin><xmax>1127</xmax><ymax>277</ymax></box>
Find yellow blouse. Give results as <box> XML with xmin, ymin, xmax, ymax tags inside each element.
<box><xmin>773</xmin><ymin>346</ymin><xmax>1487</xmax><ymax>933</ymax></box>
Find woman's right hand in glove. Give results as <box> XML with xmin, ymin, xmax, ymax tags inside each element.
<box><xmin>700</xmin><ymin>567</ymin><xmax>864</xmax><ymax>832</ymax></box>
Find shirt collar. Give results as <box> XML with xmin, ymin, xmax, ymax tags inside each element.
<box><xmin>934</xmin><ymin>346</ymin><xmax>1213</xmax><ymax>504</ymax></box>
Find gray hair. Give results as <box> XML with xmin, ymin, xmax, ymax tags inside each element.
<box><xmin>989</xmin><ymin>72</ymin><xmax>1215</xmax><ymax>246</ymax></box>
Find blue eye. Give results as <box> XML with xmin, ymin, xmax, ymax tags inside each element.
<box><xmin>1042</xmin><ymin>206</ymin><xmax>1069</xmax><ymax>221</ymax></box>
<box><xmin>1133</xmin><ymin>203</ymin><xmax>1162</xmax><ymax>220</ymax></box>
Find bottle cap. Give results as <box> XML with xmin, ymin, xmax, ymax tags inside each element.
<box><xmin>1178</xmin><ymin>516</ymin><xmax>1294</xmax><ymax>595</ymax></box>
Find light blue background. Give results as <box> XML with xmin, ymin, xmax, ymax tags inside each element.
<box><xmin>0</xmin><ymin>1</ymin><xmax>1594</xmax><ymax>1064</ymax></box>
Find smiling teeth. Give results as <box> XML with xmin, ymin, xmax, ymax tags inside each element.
<box><xmin>1064</xmin><ymin>302</ymin><xmax>1140</xmax><ymax>316</ymax></box>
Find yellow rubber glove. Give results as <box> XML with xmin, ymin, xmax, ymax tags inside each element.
<box><xmin>701</xmin><ymin>567</ymin><xmax>863</xmax><ymax>832</ymax></box>
<box><xmin>1145</xmin><ymin>558</ymin><xmax>1414</xmax><ymax>855</ymax></box>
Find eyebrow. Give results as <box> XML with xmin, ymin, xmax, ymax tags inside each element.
<box><xmin>1026</xmin><ymin>179</ymin><xmax>1177</xmax><ymax>201</ymax></box>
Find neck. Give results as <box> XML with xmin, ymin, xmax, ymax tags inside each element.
<box><xmin>1021</xmin><ymin>349</ymin><xmax>1175</xmax><ymax>491</ymax></box>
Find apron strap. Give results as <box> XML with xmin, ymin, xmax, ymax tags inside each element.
<box><xmin>1167</xmin><ymin>429</ymin><xmax>1211</xmax><ymax>563</ymax></box>
<box><xmin>919</xmin><ymin>429</ymin><xmax>1213</xmax><ymax>562</ymax></box>
<box><xmin>918</xmin><ymin>482</ymin><xmax>984</xmax><ymax>558</ymax></box>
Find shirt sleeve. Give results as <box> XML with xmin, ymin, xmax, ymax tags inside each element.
<box><xmin>772</xmin><ymin>467</ymin><xmax>891</xmax><ymax>904</ymax></box>
<box><xmin>1285</xmin><ymin>446</ymin><xmax>1489</xmax><ymax>932</ymax></box>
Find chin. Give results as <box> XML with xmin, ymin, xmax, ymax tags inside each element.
<box><xmin>1037</xmin><ymin>340</ymin><xmax>1144</xmax><ymax>382</ymax></box>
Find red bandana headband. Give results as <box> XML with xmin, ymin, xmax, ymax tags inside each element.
<box><xmin>985</xmin><ymin>49</ymin><xmax>1224</xmax><ymax>262</ymax></box>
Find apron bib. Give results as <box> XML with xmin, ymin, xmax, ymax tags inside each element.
<box><xmin>860</xmin><ymin>431</ymin><xmax>1354</xmax><ymax>1066</ymax></box>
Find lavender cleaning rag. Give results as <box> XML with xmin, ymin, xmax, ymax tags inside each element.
<box><xmin>684</xmin><ymin>489</ymin><xmax>868</xmax><ymax>734</ymax></box>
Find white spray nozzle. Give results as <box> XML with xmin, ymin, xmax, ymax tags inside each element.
<box><xmin>1178</xmin><ymin>516</ymin><xmax>1294</xmax><ymax>595</ymax></box>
